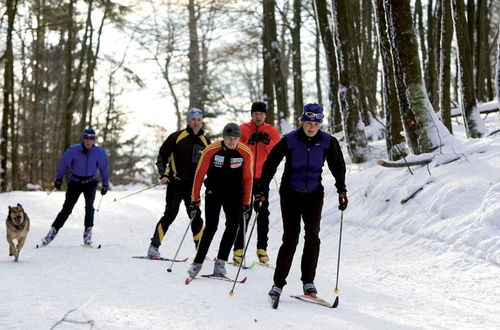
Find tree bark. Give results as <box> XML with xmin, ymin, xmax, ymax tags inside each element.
<box><xmin>384</xmin><ymin>0</ymin><xmax>451</xmax><ymax>154</ymax></box>
<box><xmin>263</xmin><ymin>1</ymin><xmax>275</xmax><ymax>126</ymax></box>
<box><xmin>63</xmin><ymin>0</ymin><xmax>75</xmax><ymax>150</ymax></box>
<box><xmin>451</xmin><ymin>0</ymin><xmax>486</xmax><ymax>138</ymax></box>
<box><xmin>188</xmin><ymin>0</ymin><xmax>203</xmax><ymax>110</ymax></box>
<box><xmin>331</xmin><ymin>0</ymin><xmax>369</xmax><ymax>163</ymax></box>
<box><xmin>496</xmin><ymin>35</ymin><xmax>500</xmax><ymax>104</ymax></box>
<box><xmin>1</xmin><ymin>0</ymin><xmax>18</xmax><ymax>191</ymax></box>
<box><xmin>314</xmin><ymin>27</ymin><xmax>323</xmax><ymax>107</ymax></box>
<box><xmin>263</xmin><ymin>0</ymin><xmax>288</xmax><ymax>131</ymax></box>
<box><xmin>313</xmin><ymin>0</ymin><xmax>342</xmax><ymax>133</ymax></box>
<box><xmin>291</xmin><ymin>0</ymin><xmax>303</xmax><ymax>127</ymax></box>
<box><xmin>373</xmin><ymin>0</ymin><xmax>407</xmax><ymax>161</ymax></box>
<box><xmin>439</xmin><ymin>0</ymin><xmax>453</xmax><ymax>133</ymax></box>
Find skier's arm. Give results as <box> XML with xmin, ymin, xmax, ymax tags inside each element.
<box><xmin>98</xmin><ymin>149</ymin><xmax>110</xmax><ymax>187</ymax></box>
<box><xmin>326</xmin><ymin>136</ymin><xmax>347</xmax><ymax>194</ymax></box>
<box><xmin>156</xmin><ymin>133</ymin><xmax>177</xmax><ymax>178</ymax></box>
<box><xmin>259</xmin><ymin>137</ymin><xmax>287</xmax><ymax>192</ymax></box>
<box><xmin>191</xmin><ymin>143</ymin><xmax>220</xmax><ymax>202</ymax></box>
<box><xmin>239</xmin><ymin>144</ymin><xmax>254</xmax><ymax>205</ymax></box>
<box><xmin>56</xmin><ymin>147</ymin><xmax>73</xmax><ymax>181</ymax></box>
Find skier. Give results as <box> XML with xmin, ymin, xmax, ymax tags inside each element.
<box><xmin>187</xmin><ymin>123</ymin><xmax>254</xmax><ymax>278</ymax></box>
<box><xmin>40</xmin><ymin>128</ymin><xmax>109</xmax><ymax>246</ymax></box>
<box><xmin>147</xmin><ymin>108</ymin><xmax>211</xmax><ymax>258</ymax></box>
<box><xmin>232</xmin><ymin>101</ymin><xmax>280</xmax><ymax>266</ymax></box>
<box><xmin>254</xmin><ymin>103</ymin><xmax>348</xmax><ymax>300</ymax></box>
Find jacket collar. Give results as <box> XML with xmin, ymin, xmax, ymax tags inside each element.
<box><xmin>296</xmin><ymin>127</ymin><xmax>322</xmax><ymax>145</ymax></box>
<box><xmin>185</xmin><ymin>126</ymin><xmax>204</xmax><ymax>136</ymax></box>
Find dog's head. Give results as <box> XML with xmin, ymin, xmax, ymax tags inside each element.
<box><xmin>8</xmin><ymin>204</ymin><xmax>26</xmax><ymax>226</ymax></box>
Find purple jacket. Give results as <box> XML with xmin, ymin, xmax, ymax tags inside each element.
<box><xmin>56</xmin><ymin>143</ymin><xmax>109</xmax><ymax>187</ymax></box>
<box><xmin>260</xmin><ymin>128</ymin><xmax>346</xmax><ymax>194</ymax></box>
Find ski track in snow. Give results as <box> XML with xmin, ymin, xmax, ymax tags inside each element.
<box><xmin>1</xmin><ymin>115</ymin><xmax>500</xmax><ymax>329</ymax></box>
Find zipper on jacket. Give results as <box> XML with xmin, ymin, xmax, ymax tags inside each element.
<box><xmin>304</xmin><ymin>146</ymin><xmax>310</xmax><ymax>190</ymax></box>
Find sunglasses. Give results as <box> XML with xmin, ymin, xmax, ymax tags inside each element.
<box><xmin>303</xmin><ymin>112</ymin><xmax>324</xmax><ymax>120</ymax></box>
<box><xmin>188</xmin><ymin>108</ymin><xmax>203</xmax><ymax>116</ymax></box>
<box><xmin>83</xmin><ymin>134</ymin><xmax>96</xmax><ymax>140</ymax></box>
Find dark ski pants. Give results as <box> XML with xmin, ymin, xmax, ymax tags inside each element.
<box><xmin>273</xmin><ymin>188</ymin><xmax>324</xmax><ymax>288</ymax></box>
<box><xmin>193</xmin><ymin>191</ymin><xmax>242</xmax><ymax>264</ymax></box>
<box><xmin>151</xmin><ymin>180</ymin><xmax>203</xmax><ymax>248</ymax></box>
<box><xmin>234</xmin><ymin>179</ymin><xmax>270</xmax><ymax>250</ymax></box>
<box><xmin>52</xmin><ymin>181</ymin><xmax>97</xmax><ymax>231</ymax></box>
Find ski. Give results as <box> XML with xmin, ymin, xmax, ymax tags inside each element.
<box><xmin>132</xmin><ymin>256</ymin><xmax>188</xmax><ymax>262</ymax></box>
<box><xmin>81</xmin><ymin>243</ymin><xmax>102</xmax><ymax>249</ymax></box>
<box><xmin>229</xmin><ymin>261</ymin><xmax>256</xmax><ymax>269</ymax></box>
<box><xmin>289</xmin><ymin>295</ymin><xmax>335</xmax><ymax>308</ymax></box>
<box><xmin>269</xmin><ymin>295</ymin><xmax>280</xmax><ymax>309</ymax></box>
<box><xmin>185</xmin><ymin>274</ymin><xmax>248</xmax><ymax>285</ymax></box>
<box><xmin>257</xmin><ymin>262</ymin><xmax>275</xmax><ymax>270</ymax></box>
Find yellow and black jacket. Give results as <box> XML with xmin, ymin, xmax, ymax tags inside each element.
<box><xmin>156</xmin><ymin>126</ymin><xmax>210</xmax><ymax>182</ymax></box>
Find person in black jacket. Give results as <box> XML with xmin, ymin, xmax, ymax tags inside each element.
<box><xmin>148</xmin><ymin>108</ymin><xmax>211</xmax><ymax>258</ymax></box>
<box><xmin>255</xmin><ymin>103</ymin><xmax>348</xmax><ymax>299</ymax></box>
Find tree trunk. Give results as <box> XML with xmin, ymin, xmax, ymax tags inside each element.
<box><xmin>263</xmin><ymin>1</ymin><xmax>275</xmax><ymax>126</ymax></box>
<box><xmin>313</xmin><ymin>0</ymin><xmax>342</xmax><ymax>133</ymax></box>
<box><xmin>373</xmin><ymin>0</ymin><xmax>407</xmax><ymax>161</ymax></box>
<box><xmin>188</xmin><ymin>0</ymin><xmax>203</xmax><ymax>110</ymax></box>
<box><xmin>439</xmin><ymin>0</ymin><xmax>453</xmax><ymax>133</ymax></box>
<box><xmin>291</xmin><ymin>0</ymin><xmax>303</xmax><ymax>127</ymax></box>
<box><xmin>1</xmin><ymin>0</ymin><xmax>18</xmax><ymax>191</ymax></box>
<box><xmin>63</xmin><ymin>0</ymin><xmax>75</xmax><ymax>150</ymax></box>
<box><xmin>331</xmin><ymin>0</ymin><xmax>369</xmax><ymax>163</ymax></box>
<box><xmin>475</xmin><ymin>0</ymin><xmax>487</xmax><ymax>101</ymax></box>
<box><xmin>496</xmin><ymin>35</ymin><xmax>500</xmax><ymax>104</ymax></box>
<box><xmin>426</xmin><ymin>0</ymin><xmax>439</xmax><ymax>112</ymax></box>
<box><xmin>384</xmin><ymin>0</ymin><xmax>451</xmax><ymax>154</ymax></box>
<box><xmin>415</xmin><ymin>0</ymin><xmax>427</xmax><ymax>72</ymax></box>
<box><xmin>314</xmin><ymin>28</ymin><xmax>323</xmax><ymax>107</ymax></box>
<box><xmin>263</xmin><ymin>0</ymin><xmax>288</xmax><ymax>131</ymax></box>
<box><xmin>451</xmin><ymin>0</ymin><xmax>486</xmax><ymax>138</ymax></box>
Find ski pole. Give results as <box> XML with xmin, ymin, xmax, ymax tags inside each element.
<box><xmin>242</xmin><ymin>209</ymin><xmax>248</xmax><ymax>268</ymax></box>
<box><xmin>113</xmin><ymin>183</ymin><xmax>160</xmax><ymax>202</ymax></box>
<box><xmin>47</xmin><ymin>188</ymin><xmax>57</xmax><ymax>196</ymax></box>
<box><xmin>167</xmin><ymin>212</ymin><xmax>197</xmax><ymax>273</ymax></box>
<box><xmin>332</xmin><ymin>210</ymin><xmax>344</xmax><ymax>308</ymax></box>
<box><xmin>229</xmin><ymin>203</ymin><xmax>261</xmax><ymax>296</ymax></box>
<box><xmin>96</xmin><ymin>195</ymin><xmax>104</xmax><ymax>212</ymax></box>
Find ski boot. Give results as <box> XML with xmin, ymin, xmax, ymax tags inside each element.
<box><xmin>83</xmin><ymin>227</ymin><xmax>93</xmax><ymax>245</ymax></box>
<box><xmin>303</xmin><ymin>283</ymin><xmax>318</xmax><ymax>297</ymax></box>
<box><xmin>147</xmin><ymin>244</ymin><xmax>161</xmax><ymax>259</ymax></box>
<box><xmin>188</xmin><ymin>263</ymin><xmax>203</xmax><ymax>278</ymax></box>
<box><xmin>41</xmin><ymin>227</ymin><xmax>58</xmax><ymax>246</ymax></box>
<box><xmin>268</xmin><ymin>284</ymin><xmax>282</xmax><ymax>308</ymax></box>
<box><xmin>232</xmin><ymin>249</ymin><xmax>244</xmax><ymax>266</ymax></box>
<box><xmin>257</xmin><ymin>249</ymin><xmax>269</xmax><ymax>263</ymax></box>
<box><xmin>213</xmin><ymin>259</ymin><xmax>227</xmax><ymax>276</ymax></box>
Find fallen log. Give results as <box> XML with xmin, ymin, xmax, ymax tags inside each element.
<box><xmin>377</xmin><ymin>158</ymin><xmax>433</xmax><ymax>168</ymax></box>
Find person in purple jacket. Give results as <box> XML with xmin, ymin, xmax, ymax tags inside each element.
<box><xmin>40</xmin><ymin>128</ymin><xmax>109</xmax><ymax>246</ymax></box>
<box><xmin>254</xmin><ymin>103</ymin><xmax>348</xmax><ymax>300</ymax></box>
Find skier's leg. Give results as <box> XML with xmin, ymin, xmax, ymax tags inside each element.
<box><xmin>181</xmin><ymin>181</ymin><xmax>203</xmax><ymax>247</ymax></box>
<box><xmin>273</xmin><ymin>189</ymin><xmax>302</xmax><ymax>288</ymax></box>
<box><xmin>255</xmin><ymin>179</ymin><xmax>270</xmax><ymax>251</ymax></box>
<box><xmin>217</xmin><ymin>195</ymin><xmax>242</xmax><ymax>261</ymax></box>
<box><xmin>151</xmin><ymin>182</ymin><xmax>183</xmax><ymax>248</ymax></box>
<box><xmin>300</xmin><ymin>190</ymin><xmax>324</xmax><ymax>284</ymax></box>
<box><xmin>51</xmin><ymin>182</ymin><xmax>83</xmax><ymax>230</ymax></box>
<box><xmin>82</xmin><ymin>181</ymin><xmax>97</xmax><ymax>229</ymax></box>
<box><xmin>193</xmin><ymin>191</ymin><xmax>221</xmax><ymax>264</ymax></box>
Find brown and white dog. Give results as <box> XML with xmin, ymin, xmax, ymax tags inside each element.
<box><xmin>6</xmin><ymin>203</ymin><xmax>30</xmax><ymax>262</ymax></box>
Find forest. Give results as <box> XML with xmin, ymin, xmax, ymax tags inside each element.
<box><xmin>0</xmin><ymin>0</ymin><xmax>499</xmax><ymax>190</ymax></box>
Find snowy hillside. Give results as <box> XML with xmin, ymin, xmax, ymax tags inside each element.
<box><xmin>2</xmin><ymin>115</ymin><xmax>500</xmax><ymax>329</ymax></box>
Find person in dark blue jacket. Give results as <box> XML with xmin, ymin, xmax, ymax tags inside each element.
<box><xmin>40</xmin><ymin>128</ymin><xmax>109</xmax><ymax>246</ymax></box>
<box><xmin>255</xmin><ymin>103</ymin><xmax>348</xmax><ymax>300</ymax></box>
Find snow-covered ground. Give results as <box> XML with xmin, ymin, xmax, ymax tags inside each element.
<box><xmin>2</xmin><ymin>114</ymin><xmax>500</xmax><ymax>329</ymax></box>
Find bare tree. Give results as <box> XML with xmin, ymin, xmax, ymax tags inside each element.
<box><xmin>331</xmin><ymin>0</ymin><xmax>368</xmax><ymax>163</ymax></box>
<box><xmin>291</xmin><ymin>0</ymin><xmax>303</xmax><ymax>126</ymax></box>
<box><xmin>439</xmin><ymin>0</ymin><xmax>454</xmax><ymax>133</ymax></box>
<box><xmin>496</xmin><ymin>34</ymin><xmax>500</xmax><ymax>104</ymax></box>
<box><xmin>384</xmin><ymin>0</ymin><xmax>451</xmax><ymax>154</ymax></box>
<box><xmin>451</xmin><ymin>0</ymin><xmax>486</xmax><ymax>138</ymax></box>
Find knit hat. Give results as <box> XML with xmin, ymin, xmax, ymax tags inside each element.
<box><xmin>82</xmin><ymin>128</ymin><xmax>96</xmax><ymax>140</ymax></box>
<box><xmin>187</xmin><ymin>108</ymin><xmax>203</xmax><ymax>119</ymax></box>
<box><xmin>300</xmin><ymin>103</ymin><xmax>324</xmax><ymax>123</ymax></box>
<box><xmin>251</xmin><ymin>102</ymin><xmax>267</xmax><ymax>114</ymax></box>
<box><xmin>222</xmin><ymin>123</ymin><xmax>241</xmax><ymax>137</ymax></box>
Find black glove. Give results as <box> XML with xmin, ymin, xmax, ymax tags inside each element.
<box><xmin>189</xmin><ymin>201</ymin><xmax>201</xmax><ymax>219</ymax></box>
<box><xmin>253</xmin><ymin>194</ymin><xmax>266</xmax><ymax>212</ymax></box>
<box><xmin>242</xmin><ymin>204</ymin><xmax>252</xmax><ymax>220</ymax></box>
<box><xmin>248</xmin><ymin>133</ymin><xmax>259</xmax><ymax>145</ymax></box>
<box><xmin>54</xmin><ymin>180</ymin><xmax>62</xmax><ymax>190</ymax></box>
<box><xmin>258</xmin><ymin>132</ymin><xmax>271</xmax><ymax>145</ymax></box>
<box><xmin>338</xmin><ymin>192</ymin><xmax>348</xmax><ymax>211</ymax></box>
<box><xmin>101</xmin><ymin>186</ymin><xmax>108</xmax><ymax>195</ymax></box>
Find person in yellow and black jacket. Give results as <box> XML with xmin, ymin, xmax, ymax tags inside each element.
<box><xmin>187</xmin><ymin>123</ymin><xmax>254</xmax><ymax>278</ymax></box>
<box><xmin>148</xmin><ymin>108</ymin><xmax>211</xmax><ymax>258</ymax></box>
